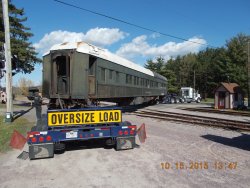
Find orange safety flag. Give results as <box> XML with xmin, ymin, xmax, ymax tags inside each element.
<box><xmin>9</xmin><ymin>130</ymin><xmax>27</xmax><ymax>150</ymax></box>
<box><xmin>137</xmin><ymin>123</ymin><xmax>147</xmax><ymax>143</ymax></box>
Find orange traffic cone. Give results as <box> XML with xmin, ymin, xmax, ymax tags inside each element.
<box><xmin>9</xmin><ymin>130</ymin><xmax>27</xmax><ymax>150</ymax></box>
<box><xmin>137</xmin><ymin>123</ymin><xmax>147</xmax><ymax>143</ymax></box>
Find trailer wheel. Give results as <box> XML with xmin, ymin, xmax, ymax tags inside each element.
<box><xmin>54</xmin><ymin>142</ymin><xmax>65</xmax><ymax>154</ymax></box>
<box><xmin>170</xmin><ymin>98</ymin><xmax>175</xmax><ymax>104</ymax></box>
<box><xmin>196</xmin><ymin>98</ymin><xmax>201</xmax><ymax>103</ymax></box>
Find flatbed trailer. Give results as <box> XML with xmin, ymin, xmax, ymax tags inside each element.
<box><xmin>27</xmin><ymin>107</ymin><xmax>137</xmax><ymax>159</ymax></box>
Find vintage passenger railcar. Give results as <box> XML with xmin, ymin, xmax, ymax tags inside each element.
<box><xmin>42</xmin><ymin>42</ymin><xmax>167</xmax><ymax>108</ymax></box>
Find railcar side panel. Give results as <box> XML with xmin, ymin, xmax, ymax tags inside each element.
<box><xmin>71</xmin><ymin>52</ymin><xmax>89</xmax><ymax>99</ymax></box>
<box><xmin>95</xmin><ymin>56</ymin><xmax>166</xmax><ymax>99</ymax></box>
<box><xmin>42</xmin><ymin>54</ymin><xmax>51</xmax><ymax>99</ymax></box>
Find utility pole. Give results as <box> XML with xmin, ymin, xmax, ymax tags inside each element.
<box><xmin>248</xmin><ymin>41</ymin><xmax>250</xmax><ymax>108</ymax></box>
<box><xmin>193</xmin><ymin>69</ymin><xmax>195</xmax><ymax>98</ymax></box>
<box><xmin>2</xmin><ymin>0</ymin><xmax>13</xmax><ymax>122</ymax></box>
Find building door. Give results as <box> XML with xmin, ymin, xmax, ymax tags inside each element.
<box><xmin>218</xmin><ymin>92</ymin><xmax>225</xmax><ymax>109</ymax></box>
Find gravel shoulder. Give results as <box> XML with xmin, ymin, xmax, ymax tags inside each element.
<box><xmin>0</xmin><ymin>104</ymin><xmax>249</xmax><ymax>188</ymax></box>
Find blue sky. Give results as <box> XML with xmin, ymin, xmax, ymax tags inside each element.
<box><xmin>8</xmin><ymin>0</ymin><xmax>250</xmax><ymax>86</ymax></box>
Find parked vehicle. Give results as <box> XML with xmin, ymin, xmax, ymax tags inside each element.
<box><xmin>27</xmin><ymin>107</ymin><xmax>137</xmax><ymax>159</ymax></box>
<box><xmin>27</xmin><ymin>87</ymin><xmax>39</xmax><ymax>101</ymax></box>
<box><xmin>180</xmin><ymin>87</ymin><xmax>201</xmax><ymax>103</ymax></box>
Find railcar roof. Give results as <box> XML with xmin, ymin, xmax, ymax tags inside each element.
<box><xmin>45</xmin><ymin>42</ymin><xmax>167</xmax><ymax>81</ymax></box>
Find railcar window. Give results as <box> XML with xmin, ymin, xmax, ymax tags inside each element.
<box><xmin>89</xmin><ymin>56</ymin><xmax>96</xmax><ymax>75</ymax></box>
<box><xmin>116</xmin><ymin>71</ymin><xmax>119</xmax><ymax>82</ymax></box>
<box><xmin>101</xmin><ymin>68</ymin><xmax>106</xmax><ymax>81</ymax></box>
<box><xmin>146</xmin><ymin>80</ymin><xmax>149</xmax><ymax>88</ymax></box>
<box><xmin>56</xmin><ymin>56</ymin><xmax>67</xmax><ymax>76</ymax></box>
<box><xmin>109</xmin><ymin>70</ymin><xmax>113</xmax><ymax>79</ymax></box>
<box><xmin>134</xmin><ymin>76</ymin><xmax>136</xmax><ymax>85</ymax></box>
<box><xmin>126</xmin><ymin>74</ymin><xmax>132</xmax><ymax>84</ymax></box>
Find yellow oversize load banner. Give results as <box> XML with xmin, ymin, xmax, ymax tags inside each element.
<box><xmin>48</xmin><ymin>110</ymin><xmax>122</xmax><ymax>126</ymax></box>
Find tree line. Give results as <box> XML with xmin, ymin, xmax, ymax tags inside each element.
<box><xmin>145</xmin><ymin>33</ymin><xmax>250</xmax><ymax>98</ymax></box>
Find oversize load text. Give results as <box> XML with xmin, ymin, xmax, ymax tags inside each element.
<box><xmin>48</xmin><ymin>110</ymin><xmax>121</xmax><ymax>126</ymax></box>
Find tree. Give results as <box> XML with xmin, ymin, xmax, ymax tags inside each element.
<box><xmin>17</xmin><ymin>77</ymin><xmax>34</xmax><ymax>95</ymax></box>
<box><xmin>145</xmin><ymin>57</ymin><xmax>165</xmax><ymax>75</ymax></box>
<box><xmin>224</xmin><ymin>33</ymin><xmax>250</xmax><ymax>94</ymax></box>
<box><xmin>0</xmin><ymin>0</ymin><xmax>41</xmax><ymax>74</ymax></box>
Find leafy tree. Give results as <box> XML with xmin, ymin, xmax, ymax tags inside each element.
<box><xmin>145</xmin><ymin>57</ymin><xmax>165</xmax><ymax>74</ymax></box>
<box><xmin>17</xmin><ymin>77</ymin><xmax>34</xmax><ymax>95</ymax></box>
<box><xmin>0</xmin><ymin>1</ymin><xmax>41</xmax><ymax>74</ymax></box>
<box><xmin>224</xmin><ymin>33</ymin><xmax>250</xmax><ymax>94</ymax></box>
<box><xmin>145</xmin><ymin>33</ymin><xmax>250</xmax><ymax>98</ymax></box>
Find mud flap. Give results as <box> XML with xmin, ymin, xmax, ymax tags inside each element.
<box><xmin>29</xmin><ymin>143</ymin><xmax>54</xmax><ymax>160</ymax></box>
<box><xmin>116</xmin><ymin>136</ymin><xmax>135</xmax><ymax>150</ymax></box>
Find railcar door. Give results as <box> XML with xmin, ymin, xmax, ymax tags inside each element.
<box><xmin>88</xmin><ymin>56</ymin><xmax>97</xmax><ymax>96</ymax></box>
<box><xmin>52</xmin><ymin>54</ymin><xmax>70</xmax><ymax>97</ymax></box>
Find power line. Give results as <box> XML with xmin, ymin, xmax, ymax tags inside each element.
<box><xmin>53</xmin><ymin>0</ymin><xmax>212</xmax><ymax>47</ymax></box>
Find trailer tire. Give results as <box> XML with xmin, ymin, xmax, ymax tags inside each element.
<box><xmin>196</xmin><ymin>98</ymin><xmax>201</xmax><ymax>103</ymax></box>
<box><xmin>170</xmin><ymin>98</ymin><xmax>175</xmax><ymax>104</ymax></box>
<box><xmin>54</xmin><ymin>142</ymin><xmax>65</xmax><ymax>154</ymax></box>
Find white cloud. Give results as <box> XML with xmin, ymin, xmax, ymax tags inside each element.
<box><xmin>34</xmin><ymin>28</ymin><xmax>127</xmax><ymax>54</ymax></box>
<box><xmin>84</xmin><ymin>28</ymin><xmax>128</xmax><ymax>47</ymax></box>
<box><xmin>116</xmin><ymin>35</ymin><xmax>207</xmax><ymax>60</ymax></box>
<box><xmin>150</xmin><ymin>32</ymin><xmax>161</xmax><ymax>39</ymax></box>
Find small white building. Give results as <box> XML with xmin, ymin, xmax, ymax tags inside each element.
<box><xmin>214</xmin><ymin>82</ymin><xmax>244</xmax><ymax>109</ymax></box>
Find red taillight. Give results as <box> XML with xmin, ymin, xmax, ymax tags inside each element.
<box><xmin>130</xmin><ymin>130</ymin><xmax>134</xmax><ymax>135</ymax></box>
<box><xmin>124</xmin><ymin>130</ymin><xmax>128</xmax><ymax>135</ymax></box>
<box><xmin>90</xmin><ymin>134</ymin><xmax>94</xmax><ymax>137</ymax></box>
<box><xmin>39</xmin><ymin>136</ymin><xmax>44</xmax><ymax>142</ymax></box>
<box><xmin>28</xmin><ymin>131</ymin><xmax>40</xmax><ymax>138</ymax></box>
<box><xmin>118</xmin><ymin>130</ymin><xmax>123</xmax><ymax>136</ymax></box>
<box><xmin>46</xmin><ymin>135</ymin><xmax>52</xmax><ymax>141</ymax></box>
<box><xmin>128</xmin><ymin>125</ymin><xmax>136</xmax><ymax>130</ymax></box>
<box><xmin>31</xmin><ymin>137</ymin><xmax>37</xmax><ymax>143</ymax></box>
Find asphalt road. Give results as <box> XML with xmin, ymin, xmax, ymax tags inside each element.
<box><xmin>0</xmin><ymin>104</ymin><xmax>250</xmax><ymax>188</ymax></box>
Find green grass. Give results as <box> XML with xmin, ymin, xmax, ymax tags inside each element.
<box><xmin>0</xmin><ymin>115</ymin><xmax>34</xmax><ymax>153</ymax></box>
<box><xmin>201</xmin><ymin>98</ymin><xmax>214</xmax><ymax>104</ymax></box>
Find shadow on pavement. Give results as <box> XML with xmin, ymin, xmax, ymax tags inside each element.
<box><xmin>13</xmin><ymin>106</ymin><xmax>33</xmax><ymax>120</ymax></box>
<box><xmin>66</xmin><ymin>139</ymin><xmax>114</xmax><ymax>151</ymax></box>
<box><xmin>54</xmin><ymin>139</ymin><xmax>114</xmax><ymax>155</ymax></box>
<box><xmin>201</xmin><ymin>133</ymin><xmax>250</xmax><ymax>151</ymax></box>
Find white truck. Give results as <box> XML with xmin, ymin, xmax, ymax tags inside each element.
<box><xmin>180</xmin><ymin>87</ymin><xmax>201</xmax><ymax>103</ymax></box>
